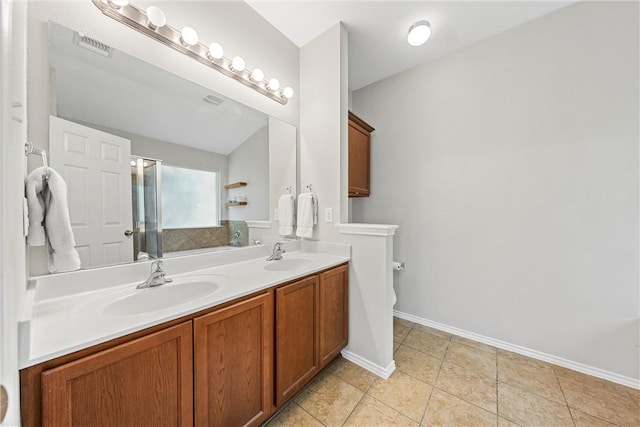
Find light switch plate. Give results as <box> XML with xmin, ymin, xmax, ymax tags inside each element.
<box><xmin>325</xmin><ymin>207</ymin><xmax>333</xmax><ymax>223</ymax></box>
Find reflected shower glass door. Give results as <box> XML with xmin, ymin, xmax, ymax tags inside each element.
<box><xmin>131</xmin><ymin>157</ymin><xmax>162</xmax><ymax>261</ymax></box>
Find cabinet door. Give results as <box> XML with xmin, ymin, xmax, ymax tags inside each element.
<box><xmin>318</xmin><ymin>264</ymin><xmax>349</xmax><ymax>368</ymax></box>
<box><xmin>194</xmin><ymin>291</ymin><xmax>274</xmax><ymax>427</ymax></box>
<box><xmin>41</xmin><ymin>322</ymin><xmax>193</xmax><ymax>427</ymax></box>
<box><xmin>275</xmin><ymin>276</ymin><xmax>319</xmax><ymax>406</ymax></box>
<box><xmin>348</xmin><ymin>122</ymin><xmax>371</xmax><ymax>196</ymax></box>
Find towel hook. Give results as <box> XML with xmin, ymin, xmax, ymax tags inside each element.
<box><xmin>25</xmin><ymin>142</ymin><xmax>48</xmax><ymax>168</ymax></box>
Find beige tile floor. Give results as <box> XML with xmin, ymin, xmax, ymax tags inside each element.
<box><xmin>266</xmin><ymin>317</ymin><xmax>640</xmax><ymax>427</ymax></box>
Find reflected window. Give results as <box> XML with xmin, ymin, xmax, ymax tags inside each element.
<box><xmin>161</xmin><ymin>165</ymin><xmax>219</xmax><ymax>228</ymax></box>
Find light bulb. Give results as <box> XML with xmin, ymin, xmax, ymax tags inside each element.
<box><xmin>208</xmin><ymin>42</ymin><xmax>224</xmax><ymax>60</ymax></box>
<box><xmin>109</xmin><ymin>0</ymin><xmax>129</xmax><ymax>8</ymax></box>
<box><xmin>268</xmin><ymin>78</ymin><xmax>280</xmax><ymax>91</ymax></box>
<box><xmin>251</xmin><ymin>68</ymin><xmax>264</xmax><ymax>82</ymax></box>
<box><xmin>146</xmin><ymin>6</ymin><xmax>166</xmax><ymax>30</ymax></box>
<box><xmin>407</xmin><ymin>20</ymin><xmax>431</xmax><ymax>47</ymax></box>
<box><xmin>130</xmin><ymin>160</ymin><xmax>136</xmax><ymax>167</ymax></box>
<box><xmin>231</xmin><ymin>56</ymin><xmax>246</xmax><ymax>72</ymax></box>
<box><xmin>283</xmin><ymin>86</ymin><xmax>294</xmax><ymax>99</ymax></box>
<box><xmin>180</xmin><ymin>26</ymin><xmax>199</xmax><ymax>46</ymax></box>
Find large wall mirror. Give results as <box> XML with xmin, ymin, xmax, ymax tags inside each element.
<box><xmin>28</xmin><ymin>22</ymin><xmax>296</xmax><ymax>275</ymax></box>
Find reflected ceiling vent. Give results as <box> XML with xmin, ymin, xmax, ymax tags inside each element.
<box><xmin>73</xmin><ymin>32</ymin><xmax>113</xmax><ymax>57</ymax></box>
<box><xmin>203</xmin><ymin>94</ymin><xmax>224</xmax><ymax>106</ymax></box>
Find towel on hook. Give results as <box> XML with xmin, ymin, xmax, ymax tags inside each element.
<box><xmin>296</xmin><ymin>192</ymin><xmax>317</xmax><ymax>238</ymax></box>
<box><xmin>278</xmin><ymin>194</ymin><xmax>295</xmax><ymax>236</ymax></box>
<box><xmin>26</xmin><ymin>166</ymin><xmax>81</xmax><ymax>273</ymax></box>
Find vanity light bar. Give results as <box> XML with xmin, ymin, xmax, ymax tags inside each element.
<box><xmin>91</xmin><ymin>0</ymin><xmax>293</xmax><ymax>105</ymax></box>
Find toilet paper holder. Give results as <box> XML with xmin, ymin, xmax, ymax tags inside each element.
<box><xmin>392</xmin><ymin>261</ymin><xmax>405</xmax><ymax>271</ymax></box>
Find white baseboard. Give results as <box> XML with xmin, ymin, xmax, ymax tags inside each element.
<box><xmin>394</xmin><ymin>310</ymin><xmax>640</xmax><ymax>390</ymax></box>
<box><xmin>341</xmin><ymin>349</ymin><xmax>396</xmax><ymax>380</ymax></box>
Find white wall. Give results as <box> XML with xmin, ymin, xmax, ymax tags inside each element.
<box><xmin>352</xmin><ymin>1</ymin><xmax>639</xmax><ymax>380</ymax></box>
<box><xmin>228</xmin><ymin>126</ymin><xmax>269</xmax><ymax>221</ymax></box>
<box><xmin>299</xmin><ymin>24</ymin><xmax>344</xmax><ymax>240</ymax></box>
<box><xmin>299</xmin><ymin>23</ymin><xmax>396</xmax><ymax>375</ymax></box>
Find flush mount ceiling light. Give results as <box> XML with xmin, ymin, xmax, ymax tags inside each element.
<box><xmin>407</xmin><ymin>20</ymin><xmax>431</xmax><ymax>47</ymax></box>
<box><xmin>92</xmin><ymin>0</ymin><xmax>293</xmax><ymax>105</ymax></box>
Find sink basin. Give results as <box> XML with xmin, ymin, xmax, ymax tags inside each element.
<box><xmin>263</xmin><ymin>257</ymin><xmax>314</xmax><ymax>272</ymax></box>
<box><xmin>103</xmin><ymin>275</ymin><xmax>226</xmax><ymax>316</ymax></box>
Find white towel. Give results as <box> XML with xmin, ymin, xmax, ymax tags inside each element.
<box><xmin>26</xmin><ymin>166</ymin><xmax>81</xmax><ymax>273</ymax></box>
<box><xmin>278</xmin><ymin>194</ymin><xmax>295</xmax><ymax>236</ymax></box>
<box><xmin>296</xmin><ymin>192</ymin><xmax>317</xmax><ymax>238</ymax></box>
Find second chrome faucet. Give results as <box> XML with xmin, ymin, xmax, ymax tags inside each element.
<box><xmin>137</xmin><ymin>260</ymin><xmax>173</xmax><ymax>289</ymax></box>
<box><xmin>266</xmin><ymin>242</ymin><xmax>286</xmax><ymax>261</ymax></box>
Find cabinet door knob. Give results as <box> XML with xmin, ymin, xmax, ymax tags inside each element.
<box><xmin>124</xmin><ymin>230</ymin><xmax>134</xmax><ymax>237</ymax></box>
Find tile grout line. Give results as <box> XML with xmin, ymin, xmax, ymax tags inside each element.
<box><xmin>556</xmin><ymin>374</ymin><xmax>626</xmax><ymax>427</ymax></box>
<box><xmin>419</xmin><ymin>331</ymin><xmax>452</xmax><ymax>425</ymax></box>
<box><xmin>555</xmin><ymin>372</ymin><xmax>578</xmax><ymax>427</ymax></box>
<box><xmin>496</xmin><ymin>345</ymin><xmax>500</xmax><ymax>427</ymax></box>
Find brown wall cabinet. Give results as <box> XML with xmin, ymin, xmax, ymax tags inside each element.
<box><xmin>22</xmin><ymin>264</ymin><xmax>348</xmax><ymax>426</ymax></box>
<box><xmin>348</xmin><ymin>111</ymin><xmax>375</xmax><ymax>197</ymax></box>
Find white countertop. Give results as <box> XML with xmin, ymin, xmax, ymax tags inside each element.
<box><xmin>19</xmin><ymin>241</ymin><xmax>350</xmax><ymax>368</ymax></box>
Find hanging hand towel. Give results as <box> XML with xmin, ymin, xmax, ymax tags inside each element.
<box><xmin>278</xmin><ymin>194</ymin><xmax>295</xmax><ymax>236</ymax></box>
<box><xmin>296</xmin><ymin>192</ymin><xmax>317</xmax><ymax>238</ymax></box>
<box><xmin>25</xmin><ymin>166</ymin><xmax>81</xmax><ymax>273</ymax></box>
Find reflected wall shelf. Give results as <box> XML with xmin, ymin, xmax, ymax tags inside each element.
<box><xmin>224</xmin><ymin>182</ymin><xmax>247</xmax><ymax>190</ymax></box>
<box><xmin>225</xmin><ymin>202</ymin><xmax>248</xmax><ymax>207</ymax></box>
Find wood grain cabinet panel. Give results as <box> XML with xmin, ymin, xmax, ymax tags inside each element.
<box><xmin>194</xmin><ymin>291</ymin><xmax>274</xmax><ymax>427</ymax></box>
<box><xmin>348</xmin><ymin>111</ymin><xmax>375</xmax><ymax>197</ymax></box>
<box><xmin>318</xmin><ymin>264</ymin><xmax>349</xmax><ymax>368</ymax></box>
<box><xmin>275</xmin><ymin>275</ymin><xmax>319</xmax><ymax>406</ymax></box>
<box><xmin>40</xmin><ymin>322</ymin><xmax>193</xmax><ymax>427</ymax></box>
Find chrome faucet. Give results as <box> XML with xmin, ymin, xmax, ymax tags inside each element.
<box><xmin>137</xmin><ymin>260</ymin><xmax>173</xmax><ymax>289</ymax></box>
<box><xmin>266</xmin><ymin>242</ymin><xmax>286</xmax><ymax>261</ymax></box>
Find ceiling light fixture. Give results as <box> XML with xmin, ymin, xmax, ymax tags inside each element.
<box><xmin>91</xmin><ymin>0</ymin><xmax>293</xmax><ymax>105</ymax></box>
<box><xmin>407</xmin><ymin>20</ymin><xmax>431</xmax><ymax>47</ymax></box>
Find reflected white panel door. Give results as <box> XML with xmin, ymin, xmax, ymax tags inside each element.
<box><xmin>49</xmin><ymin>116</ymin><xmax>133</xmax><ymax>268</ymax></box>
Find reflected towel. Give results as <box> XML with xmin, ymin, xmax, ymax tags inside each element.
<box><xmin>296</xmin><ymin>192</ymin><xmax>317</xmax><ymax>239</ymax></box>
<box><xmin>278</xmin><ymin>194</ymin><xmax>295</xmax><ymax>236</ymax></box>
<box><xmin>25</xmin><ymin>166</ymin><xmax>81</xmax><ymax>273</ymax></box>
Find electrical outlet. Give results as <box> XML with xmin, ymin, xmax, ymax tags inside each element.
<box><xmin>325</xmin><ymin>207</ymin><xmax>333</xmax><ymax>223</ymax></box>
<box><xmin>274</xmin><ymin>208</ymin><xmax>279</xmax><ymax>220</ymax></box>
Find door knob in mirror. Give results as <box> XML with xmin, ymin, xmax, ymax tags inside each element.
<box><xmin>124</xmin><ymin>230</ymin><xmax>134</xmax><ymax>237</ymax></box>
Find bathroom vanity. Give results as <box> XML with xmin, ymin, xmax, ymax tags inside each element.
<box><xmin>19</xmin><ymin>243</ymin><xmax>349</xmax><ymax>426</ymax></box>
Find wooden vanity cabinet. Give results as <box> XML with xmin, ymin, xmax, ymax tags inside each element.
<box><xmin>275</xmin><ymin>275</ymin><xmax>319</xmax><ymax>406</ymax></box>
<box><xmin>348</xmin><ymin>111</ymin><xmax>375</xmax><ymax>197</ymax></box>
<box><xmin>194</xmin><ymin>291</ymin><xmax>274</xmax><ymax>427</ymax></box>
<box><xmin>318</xmin><ymin>264</ymin><xmax>349</xmax><ymax>368</ymax></box>
<box><xmin>40</xmin><ymin>322</ymin><xmax>193</xmax><ymax>427</ymax></box>
<box><xmin>22</xmin><ymin>263</ymin><xmax>349</xmax><ymax>426</ymax></box>
<box><xmin>275</xmin><ymin>263</ymin><xmax>350</xmax><ymax>405</ymax></box>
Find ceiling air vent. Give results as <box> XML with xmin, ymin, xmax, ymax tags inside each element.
<box><xmin>203</xmin><ymin>94</ymin><xmax>224</xmax><ymax>106</ymax></box>
<box><xmin>73</xmin><ymin>32</ymin><xmax>112</xmax><ymax>57</ymax></box>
